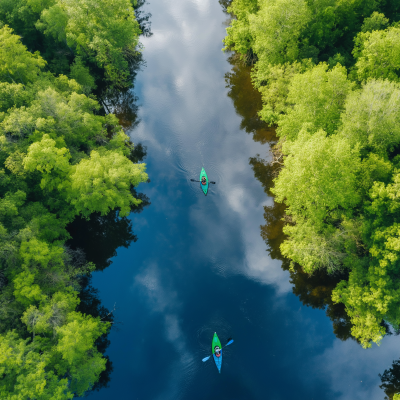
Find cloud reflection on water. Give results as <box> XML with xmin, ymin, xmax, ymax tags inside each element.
<box><xmin>88</xmin><ymin>0</ymin><xmax>400</xmax><ymax>398</ymax></box>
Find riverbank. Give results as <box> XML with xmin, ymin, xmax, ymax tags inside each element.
<box><xmin>0</xmin><ymin>1</ymin><xmax>148</xmax><ymax>397</ymax></box>
<box><xmin>224</xmin><ymin>0</ymin><xmax>400</xmax><ymax>348</ymax></box>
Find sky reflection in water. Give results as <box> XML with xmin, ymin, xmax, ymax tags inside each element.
<box><xmin>86</xmin><ymin>0</ymin><xmax>400</xmax><ymax>399</ymax></box>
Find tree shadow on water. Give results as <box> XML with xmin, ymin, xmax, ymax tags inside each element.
<box><xmin>64</xmin><ymin>2</ymin><xmax>152</xmax><ymax>386</ymax></box>
<box><xmin>67</xmin><ymin>211</ymin><xmax>138</xmax><ymax>271</ymax></box>
<box><xmin>225</xmin><ymin>53</ymin><xmax>354</xmax><ymax>343</ymax></box>
<box><xmin>66</xmin><ymin>188</ymin><xmax>150</xmax><ymax>394</ymax></box>
<box><xmin>380</xmin><ymin>358</ymin><xmax>400</xmax><ymax>400</ymax></box>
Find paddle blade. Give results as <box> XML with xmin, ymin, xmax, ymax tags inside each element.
<box><xmin>226</xmin><ymin>339</ymin><xmax>234</xmax><ymax>346</ymax></box>
<box><xmin>202</xmin><ymin>356</ymin><xmax>211</xmax><ymax>362</ymax></box>
<box><xmin>210</xmin><ymin>181</ymin><xmax>216</xmax><ymax>184</ymax></box>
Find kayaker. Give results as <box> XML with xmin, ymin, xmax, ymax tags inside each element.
<box><xmin>201</xmin><ymin>176</ymin><xmax>207</xmax><ymax>185</ymax></box>
<box><xmin>214</xmin><ymin>346</ymin><xmax>221</xmax><ymax>357</ymax></box>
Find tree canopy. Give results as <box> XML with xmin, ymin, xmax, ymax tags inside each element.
<box><xmin>224</xmin><ymin>0</ymin><xmax>400</xmax><ymax>347</ymax></box>
<box><xmin>0</xmin><ymin>24</ymin><xmax>148</xmax><ymax>397</ymax></box>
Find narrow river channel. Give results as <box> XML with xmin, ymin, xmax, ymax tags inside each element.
<box><xmin>84</xmin><ymin>0</ymin><xmax>400</xmax><ymax>399</ymax></box>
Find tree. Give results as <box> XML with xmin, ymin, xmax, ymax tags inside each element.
<box><xmin>66</xmin><ymin>150</ymin><xmax>148</xmax><ymax>217</ymax></box>
<box><xmin>0</xmin><ymin>25</ymin><xmax>46</xmax><ymax>85</ymax></box>
<box><xmin>354</xmin><ymin>27</ymin><xmax>400</xmax><ymax>82</ymax></box>
<box><xmin>248</xmin><ymin>0</ymin><xmax>312</xmax><ymax>65</ymax></box>
<box><xmin>339</xmin><ymin>79</ymin><xmax>400</xmax><ymax>156</ymax></box>
<box><xmin>37</xmin><ymin>0</ymin><xmax>141</xmax><ymax>87</ymax></box>
<box><xmin>278</xmin><ymin>63</ymin><xmax>354</xmax><ymax>140</ymax></box>
<box><xmin>272</xmin><ymin>129</ymin><xmax>361</xmax><ymax>226</ymax></box>
<box><xmin>251</xmin><ymin>60</ymin><xmax>313</xmax><ymax>125</ymax></box>
<box><xmin>223</xmin><ymin>0</ymin><xmax>259</xmax><ymax>57</ymax></box>
<box><xmin>23</xmin><ymin>134</ymin><xmax>71</xmax><ymax>191</ymax></box>
<box><xmin>361</xmin><ymin>11</ymin><xmax>389</xmax><ymax>33</ymax></box>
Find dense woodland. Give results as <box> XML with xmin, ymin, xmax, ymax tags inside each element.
<box><xmin>224</xmin><ymin>0</ymin><xmax>400</xmax><ymax>357</ymax></box>
<box><xmin>0</xmin><ymin>0</ymin><xmax>148</xmax><ymax>398</ymax></box>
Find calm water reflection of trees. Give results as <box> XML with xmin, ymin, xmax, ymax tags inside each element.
<box><xmin>225</xmin><ymin>54</ymin><xmax>353</xmax><ymax>342</ymax></box>
<box><xmin>380</xmin><ymin>358</ymin><xmax>400</xmax><ymax>400</ymax></box>
<box><xmin>65</xmin><ymin>4</ymin><xmax>152</xmax><ymax>390</ymax></box>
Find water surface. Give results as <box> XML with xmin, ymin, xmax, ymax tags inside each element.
<box><xmin>85</xmin><ymin>0</ymin><xmax>400</xmax><ymax>398</ymax></box>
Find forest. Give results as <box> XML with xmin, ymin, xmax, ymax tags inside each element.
<box><xmin>0</xmin><ymin>0</ymin><xmax>148</xmax><ymax>398</ymax></box>
<box><xmin>224</xmin><ymin>0</ymin><xmax>400</xmax><ymax>355</ymax></box>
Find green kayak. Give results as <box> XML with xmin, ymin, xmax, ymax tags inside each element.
<box><xmin>199</xmin><ymin>167</ymin><xmax>209</xmax><ymax>195</ymax></box>
<box><xmin>212</xmin><ymin>332</ymin><xmax>222</xmax><ymax>373</ymax></box>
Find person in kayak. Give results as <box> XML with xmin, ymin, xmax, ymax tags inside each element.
<box><xmin>201</xmin><ymin>176</ymin><xmax>207</xmax><ymax>185</ymax></box>
<box><xmin>214</xmin><ymin>346</ymin><xmax>221</xmax><ymax>357</ymax></box>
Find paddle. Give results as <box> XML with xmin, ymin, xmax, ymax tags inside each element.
<box><xmin>202</xmin><ymin>339</ymin><xmax>234</xmax><ymax>362</ymax></box>
<box><xmin>190</xmin><ymin>179</ymin><xmax>216</xmax><ymax>184</ymax></box>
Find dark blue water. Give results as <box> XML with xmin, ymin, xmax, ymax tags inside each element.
<box><xmin>86</xmin><ymin>0</ymin><xmax>400</xmax><ymax>399</ymax></box>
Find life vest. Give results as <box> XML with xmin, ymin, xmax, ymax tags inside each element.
<box><xmin>201</xmin><ymin>180</ymin><xmax>207</xmax><ymax>185</ymax></box>
<box><xmin>215</xmin><ymin>347</ymin><xmax>221</xmax><ymax>357</ymax></box>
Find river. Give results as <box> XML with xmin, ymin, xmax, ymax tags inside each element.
<box><xmin>80</xmin><ymin>0</ymin><xmax>400</xmax><ymax>399</ymax></box>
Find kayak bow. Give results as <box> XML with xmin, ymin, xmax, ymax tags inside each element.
<box><xmin>200</xmin><ymin>167</ymin><xmax>209</xmax><ymax>195</ymax></box>
<box><xmin>212</xmin><ymin>332</ymin><xmax>222</xmax><ymax>373</ymax></box>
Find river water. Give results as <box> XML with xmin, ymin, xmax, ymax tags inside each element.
<box><xmin>84</xmin><ymin>0</ymin><xmax>400</xmax><ymax>399</ymax></box>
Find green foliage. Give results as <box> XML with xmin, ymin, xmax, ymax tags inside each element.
<box><xmin>332</xmin><ymin>174</ymin><xmax>400</xmax><ymax>347</ymax></box>
<box><xmin>0</xmin><ymin>26</ymin><xmax>148</xmax><ymax>395</ymax></box>
<box><xmin>361</xmin><ymin>11</ymin><xmax>389</xmax><ymax>32</ymax></box>
<box><xmin>251</xmin><ymin>60</ymin><xmax>313</xmax><ymax>125</ymax></box>
<box><xmin>0</xmin><ymin>25</ymin><xmax>46</xmax><ymax>85</ymax></box>
<box><xmin>278</xmin><ymin>63</ymin><xmax>354</xmax><ymax>140</ymax></box>
<box><xmin>223</xmin><ymin>0</ymin><xmax>259</xmax><ymax>56</ymax></box>
<box><xmin>37</xmin><ymin>0</ymin><xmax>141</xmax><ymax>87</ymax></box>
<box><xmin>24</xmin><ymin>134</ymin><xmax>71</xmax><ymax>191</ymax></box>
<box><xmin>0</xmin><ymin>82</ymin><xmax>29</xmax><ymax>112</ymax></box>
<box><xmin>248</xmin><ymin>0</ymin><xmax>312</xmax><ymax>65</ymax></box>
<box><xmin>0</xmin><ymin>0</ymin><xmax>142</xmax><ymax>88</ymax></box>
<box><xmin>224</xmin><ymin>0</ymin><xmax>400</xmax><ymax>348</ymax></box>
<box><xmin>67</xmin><ymin>150</ymin><xmax>147</xmax><ymax>217</ymax></box>
<box><xmin>69</xmin><ymin>56</ymin><xmax>96</xmax><ymax>95</ymax></box>
<box><xmin>273</xmin><ymin>129</ymin><xmax>361</xmax><ymax>226</ymax></box>
<box><xmin>339</xmin><ymin>79</ymin><xmax>400</xmax><ymax>155</ymax></box>
<box><xmin>354</xmin><ymin>27</ymin><xmax>400</xmax><ymax>82</ymax></box>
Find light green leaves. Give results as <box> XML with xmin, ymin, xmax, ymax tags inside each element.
<box><xmin>24</xmin><ymin>134</ymin><xmax>71</xmax><ymax>191</ymax></box>
<box><xmin>56</xmin><ymin>312</ymin><xmax>109</xmax><ymax>395</ymax></box>
<box><xmin>332</xmin><ymin>222</ymin><xmax>400</xmax><ymax>347</ymax></box>
<box><xmin>278</xmin><ymin>63</ymin><xmax>354</xmax><ymax>139</ymax></box>
<box><xmin>223</xmin><ymin>0</ymin><xmax>259</xmax><ymax>56</ymax></box>
<box><xmin>339</xmin><ymin>79</ymin><xmax>400</xmax><ymax>155</ymax></box>
<box><xmin>0</xmin><ymin>25</ymin><xmax>46</xmax><ymax>85</ymax></box>
<box><xmin>37</xmin><ymin>0</ymin><xmax>141</xmax><ymax>87</ymax></box>
<box><xmin>252</xmin><ymin>60</ymin><xmax>313</xmax><ymax>125</ymax></box>
<box><xmin>273</xmin><ymin>129</ymin><xmax>361</xmax><ymax>225</ymax></box>
<box><xmin>354</xmin><ymin>27</ymin><xmax>400</xmax><ymax>82</ymax></box>
<box><xmin>361</xmin><ymin>12</ymin><xmax>389</xmax><ymax>33</ymax></box>
<box><xmin>249</xmin><ymin>0</ymin><xmax>312</xmax><ymax>65</ymax></box>
<box><xmin>22</xmin><ymin>291</ymin><xmax>79</xmax><ymax>337</ymax></box>
<box><xmin>13</xmin><ymin>269</ymin><xmax>45</xmax><ymax>306</ymax></box>
<box><xmin>0</xmin><ymin>8</ymin><xmax>148</xmax><ymax>398</ymax></box>
<box><xmin>67</xmin><ymin>150</ymin><xmax>148</xmax><ymax>217</ymax></box>
<box><xmin>23</xmin><ymin>135</ymin><xmax>148</xmax><ymax>217</ymax></box>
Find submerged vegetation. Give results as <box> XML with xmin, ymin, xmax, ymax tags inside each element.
<box><xmin>224</xmin><ymin>0</ymin><xmax>400</xmax><ymax>348</ymax></box>
<box><xmin>0</xmin><ymin>0</ymin><xmax>148</xmax><ymax>398</ymax></box>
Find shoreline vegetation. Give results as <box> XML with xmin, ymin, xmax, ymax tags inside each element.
<box><xmin>223</xmin><ymin>0</ymin><xmax>400</xmax><ymax>350</ymax></box>
<box><xmin>0</xmin><ymin>0</ymin><xmax>148</xmax><ymax>398</ymax></box>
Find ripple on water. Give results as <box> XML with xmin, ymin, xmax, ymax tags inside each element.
<box><xmin>209</xmin><ymin>256</ymin><xmax>232</xmax><ymax>278</ymax></box>
<box><xmin>165</xmin><ymin>118</ymin><xmax>227</xmax><ymax>198</ymax></box>
<box><xmin>196</xmin><ymin>317</ymin><xmax>234</xmax><ymax>378</ymax></box>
